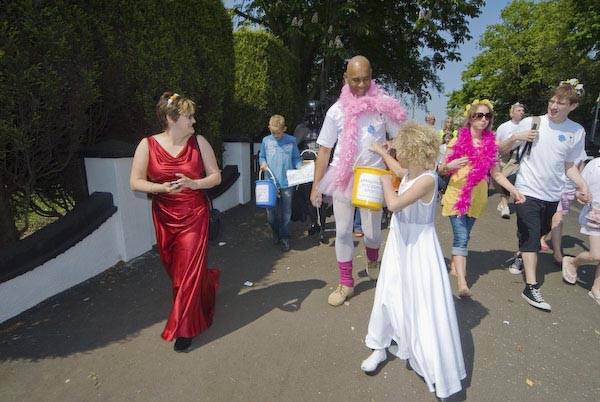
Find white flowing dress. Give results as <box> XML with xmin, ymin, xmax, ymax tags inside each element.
<box><xmin>365</xmin><ymin>171</ymin><xmax>466</xmax><ymax>399</ymax></box>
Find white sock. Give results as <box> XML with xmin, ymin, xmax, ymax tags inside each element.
<box><xmin>361</xmin><ymin>349</ymin><xmax>387</xmax><ymax>372</ymax></box>
<box><xmin>388</xmin><ymin>344</ymin><xmax>400</xmax><ymax>357</ymax></box>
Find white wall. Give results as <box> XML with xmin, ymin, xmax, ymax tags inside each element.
<box><xmin>0</xmin><ymin>141</ymin><xmax>250</xmax><ymax>323</ymax></box>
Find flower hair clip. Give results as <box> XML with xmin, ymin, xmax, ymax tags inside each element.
<box><xmin>167</xmin><ymin>93</ymin><xmax>180</xmax><ymax>107</ymax></box>
<box><xmin>559</xmin><ymin>78</ymin><xmax>584</xmax><ymax>96</ymax></box>
<box><xmin>463</xmin><ymin>98</ymin><xmax>494</xmax><ymax>116</ymax></box>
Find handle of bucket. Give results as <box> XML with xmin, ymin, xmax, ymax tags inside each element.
<box><xmin>301</xmin><ymin>149</ymin><xmax>318</xmax><ymax>159</ymax></box>
<box><xmin>352</xmin><ymin>144</ymin><xmax>384</xmax><ymax>170</ymax></box>
<box><xmin>259</xmin><ymin>166</ymin><xmax>279</xmax><ymax>188</ymax></box>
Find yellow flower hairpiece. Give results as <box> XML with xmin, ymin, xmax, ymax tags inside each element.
<box><xmin>559</xmin><ymin>78</ymin><xmax>584</xmax><ymax>95</ymax></box>
<box><xmin>167</xmin><ymin>93</ymin><xmax>180</xmax><ymax>107</ymax></box>
<box><xmin>463</xmin><ymin>98</ymin><xmax>494</xmax><ymax>116</ymax></box>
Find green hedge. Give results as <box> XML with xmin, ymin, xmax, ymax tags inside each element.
<box><xmin>228</xmin><ymin>30</ymin><xmax>302</xmax><ymax>139</ymax></box>
<box><xmin>0</xmin><ymin>0</ymin><xmax>234</xmax><ymax>244</ymax></box>
<box><xmin>0</xmin><ymin>0</ymin><xmax>101</xmax><ymax>240</ymax></box>
<box><xmin>88</xmin><ymin>0</ymin><xmax>234</xmax><ymax>154</ymax></box>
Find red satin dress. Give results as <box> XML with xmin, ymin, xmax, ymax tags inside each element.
<box><xmin>146</xmin><ymin>135</ymin><xmax>220</xmax><ymax>341</ymax></box>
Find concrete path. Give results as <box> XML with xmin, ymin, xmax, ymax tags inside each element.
<box><xmin>1</xmin><ymin>193</ymin><xmax>599</xmax><ymax>402</ymax></box>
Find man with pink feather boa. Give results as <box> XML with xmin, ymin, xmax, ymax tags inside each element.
<box><xmin>309</xmin><ymin>55</ymin><xmax>407</xmax><ymax>306</ymax></box>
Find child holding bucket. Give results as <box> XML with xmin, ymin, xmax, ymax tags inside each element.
<box><xmin>259</xmin><ymin>115</ymin><xmax>302</xmax><ymax>252</ymax></box>
<box><xmin>361</xmin><ymin>121</ymin><xmax>466</xmax><ymax>400</ymax></box>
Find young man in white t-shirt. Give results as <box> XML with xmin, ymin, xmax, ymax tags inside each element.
<box><xmin>495</xmin><ymin>102</ymin><xmax>526</xmax><ymax>218</ymax></box>
<box><xmin>499</xmin><ymin>80</ymin><xmax>591</xmax><ymax>311</ymax></box>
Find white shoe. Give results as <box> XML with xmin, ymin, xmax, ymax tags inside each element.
<box><xmin>497</xmin><ymin>202</ymin><xmax>503</xmax><ymax>212</ymax></box>
<box><xmin>361</xmin><ymin>349</ymin><xmax>387</xmax><ymax>372</ymax></box>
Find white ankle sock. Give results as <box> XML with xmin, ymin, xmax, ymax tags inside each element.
<box><xmin>388</xmin><ymin>344</ymin><xmax>400</xmax><ymax>357</ymax></box>
<box><xmin>361</xmin><ymin>349</ymin><xmax>387</xmax><ymax>372</ymax></box>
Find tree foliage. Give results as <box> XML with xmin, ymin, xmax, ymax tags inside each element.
<box><xmin>447</xmin><ymin>0</ymin><xmax>600</xmax><ymax>129</ymax></box>
<box><xmin>0</xmin><ymin>0</ymin><xmax>100</xmax><ymax>245</ymax></box>
<box><xmin>227</xmin><ymin>30</ymin><xmax>302</xmax><ymax>139</ymax></box>
<box><xmin>88</xmin><ymin>0</ymin><xmax>234</xmax><ymax>150</ymax></box>
<box><xmin>230</xmin><ymin>0</ymin><xmax>485</xmax><ymax>105</ymax></box>
<box><xmin>0</xmin><ymin>0</ymin><xmax>234</xmax><ymax>247</ymax></box>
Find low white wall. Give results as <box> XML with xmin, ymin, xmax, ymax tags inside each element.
<box><xmin>0</xmin><ymin>215</ymin><xmax>122</xmax><ymax>323</ymax></box>
<box><xmin>0</xmin><ymin>141</ymin><xmax>251</xmax><ymax>323</ymax></box>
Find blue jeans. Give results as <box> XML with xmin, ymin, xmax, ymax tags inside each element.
<box><xmin>353</xmin><ymin>208</ymin><xmax>362</xmax><ymax>232</ymax></box>
<box><xmin>449</xmin><ymin>215</ymin><xmax>477</xmax><ymax>256</ymax></box>
<box><xmin>266</xmin><ymin>187</ymin><xmax>294</xmax><ymax>240</ymax></box>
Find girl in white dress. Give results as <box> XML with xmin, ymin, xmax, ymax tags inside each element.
<box><xmin>362</xmin><ymin>121</ymin><xmax>466</xmax><ymax>399</ymax></box>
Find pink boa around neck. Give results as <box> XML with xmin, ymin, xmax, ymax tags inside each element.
<box><xmin>446</xmin><ymin>127</ymin><xmax>498</xmax><ymax>216</ymax></box>
<box><xmin>334</xmin><ymin>81</ymin><xmax>407</xmax><ymax>193</ymax></box>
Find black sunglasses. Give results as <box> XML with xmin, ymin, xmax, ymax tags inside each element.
<box><xmin>472</xmin><ymin>112</ymin><xmax>493</xmax><ymax>120</ymax></box>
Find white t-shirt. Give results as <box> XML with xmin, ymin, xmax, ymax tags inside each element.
<box><xmin>581</xmin><ymin>157</ymin><xmax>600</xmax><ymax>206</ymax></box>
<box><xmin>495</xmin><ymin>119</ymin><xmax>521</xmax><ymax>143</ymax></box>
<box><xmin>514</xmin><ymin>115</ymin><xmax>586</xmax><ymax>201</ymax></box>
<box><xmin>317</xmin><ymin>101</ymin><xmax>401</xmax><ymax>169</ymax></box>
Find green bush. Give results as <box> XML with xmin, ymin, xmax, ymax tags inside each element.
<box><xmin>88</xmin><ymin>0</ymin><xmax>234</xmax><ymax>155</ymax></box>
<box><xmin>0</xmin><ymin>0</ymin><xmax>234</xmax><ymax>245</ymax></box>
<box><xmin>228</xmin><ymin>30</ymin><xmax>303</xmax><ymax>139</ymax></box>
<box><xmin>0</xmin><ymin>0</ymin><xmax>101</xmax><ymax>242</ymax></box>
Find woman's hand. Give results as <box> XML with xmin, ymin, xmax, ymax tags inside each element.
<box><xmin>173</xmin><ymin>173</ymin><xmax>198</xmax><ymax>190</ymax></box>
<box><xmin>446</xmin><ymin>156</ymin><xmax>469</xmax><ymax>171</ymax></box>
<box><xmin>260</xmin><ymin>161</ymin><xmax>268</xmax><ymax>171</ymax></box>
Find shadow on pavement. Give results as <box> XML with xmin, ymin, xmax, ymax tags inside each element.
<box><xmin>0</xmin><ymin>203</ymin><xmax>327</xmax><ymax>362</ymax></box>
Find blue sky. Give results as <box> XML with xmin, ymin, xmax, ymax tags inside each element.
<box><xmin>223</xmin><ymin>0</ymin><xmax>512</xmax><ymax>128</ymax></box>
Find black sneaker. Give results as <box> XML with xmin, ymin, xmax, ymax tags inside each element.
<box><xmin>174</xmin><ymin>337</ymin><xmax>193</xmax><ymax>352</ymax></box>
<box><xmin>508</xmin><ymin>255</ymin><xmax>523</xmax><ymax>274</ymax></box>
<box><xmin>522</xmin><ymin>283</ymin><xmax>551</xmax><ymax>311</ymax></box>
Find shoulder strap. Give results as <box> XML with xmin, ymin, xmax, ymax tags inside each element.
<box><xmin>515</xmin><ymin>116</ymin><xmax>540</xmax><ymax>163</ymax></box>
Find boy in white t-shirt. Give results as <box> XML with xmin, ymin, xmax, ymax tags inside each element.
<box><xmin>499</xmin><ymin>79</ymin><xmax>591</xmax><ymax>311</ymax></box>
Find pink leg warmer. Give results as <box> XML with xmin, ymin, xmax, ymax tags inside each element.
<box><xmin>338</xmin><ymin>260</ymin><xmax>354</xmax><ymax>287</ymax></box>
<box><xmin>366</xmin><ymin>247</ymin><xmax>379</xmax><ymax>262</ymax></box>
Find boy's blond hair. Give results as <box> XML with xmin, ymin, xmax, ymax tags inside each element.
<box><xmin>269</xmin><ymin>114</ymin><xmax>286</xmax><ymax>128</ymax></box>
<box><xmin>390</xmin><ymin>121</ymin><xmax>440</xmax><ymax>167</ymax></box>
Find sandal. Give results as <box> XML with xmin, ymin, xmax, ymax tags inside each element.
<box><xmin>561</xmin><ymin>256</ymin><xmax>577</xmax><ymax>285</ymax></box>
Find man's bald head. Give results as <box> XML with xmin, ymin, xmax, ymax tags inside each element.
<box><xmin>344</xmin><ymin>55</ymin><xmax>372</xmax><ymax>97</ymax></box>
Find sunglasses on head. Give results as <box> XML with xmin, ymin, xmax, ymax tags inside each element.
<box><xmin>472</xmin><ymin>112</ymin><xmax>493</xmax><ymax>120</ymax></box>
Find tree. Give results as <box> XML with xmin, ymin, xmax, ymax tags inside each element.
<box><xmin>230</xmin><ymin>0</ymin><xmax>484</xmax><ymax>105</ymax></box>
<box><xmin>447</xmin><ymin>0</ymin><xmax>599</xmax><ymax>126</ymax></box>
<box><xmin>0</xmin><ymin>0</ymin><xmax>100</xmax><ymax>246</ymax></box>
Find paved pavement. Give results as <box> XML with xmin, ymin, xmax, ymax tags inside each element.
<box><xmin>1</xmin><ymin>193</ymin><xmax>599</xmax><ymax>402</ymax></box>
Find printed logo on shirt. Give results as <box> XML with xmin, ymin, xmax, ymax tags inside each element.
<box><xmin>375</xmin><ymin>113</ymin><xmax>386</xmax><ymax>123</ymax></box>
<box><xmin>558</xmin><ymin>133</ymin><xmax>574</xmax><ymax>144</ymax></box>
<box><xmin>368</xmin><ymin>125</ymin><xmax>376</xmax><ymax>134</ymax></box>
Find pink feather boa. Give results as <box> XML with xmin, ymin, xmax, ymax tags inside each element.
<box><xmin>445</xmin><ymin>127</ymin><xmax>498</xmax><ymax>216</ymax></box>
<box><xmin>334</xmin><ymin>81</ymin><xmax>407</xmax><ymax>193</ymax></box>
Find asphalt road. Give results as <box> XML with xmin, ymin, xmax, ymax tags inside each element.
<box><xmin>1</xmin><ymin>193</ymin><xmax>599</xmax><ymax>402</ymax></box>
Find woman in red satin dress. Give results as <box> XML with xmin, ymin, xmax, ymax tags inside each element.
<box><xmin>130</xmin><ymin>92</ymin><xmax>221</xmax><ymax>352</ymax></box>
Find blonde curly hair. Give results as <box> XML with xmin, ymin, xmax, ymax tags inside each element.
<box><xmin>390</xmin><ymin>121</ymin><xmax>441</xmax><ymax>168</ymax></box>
